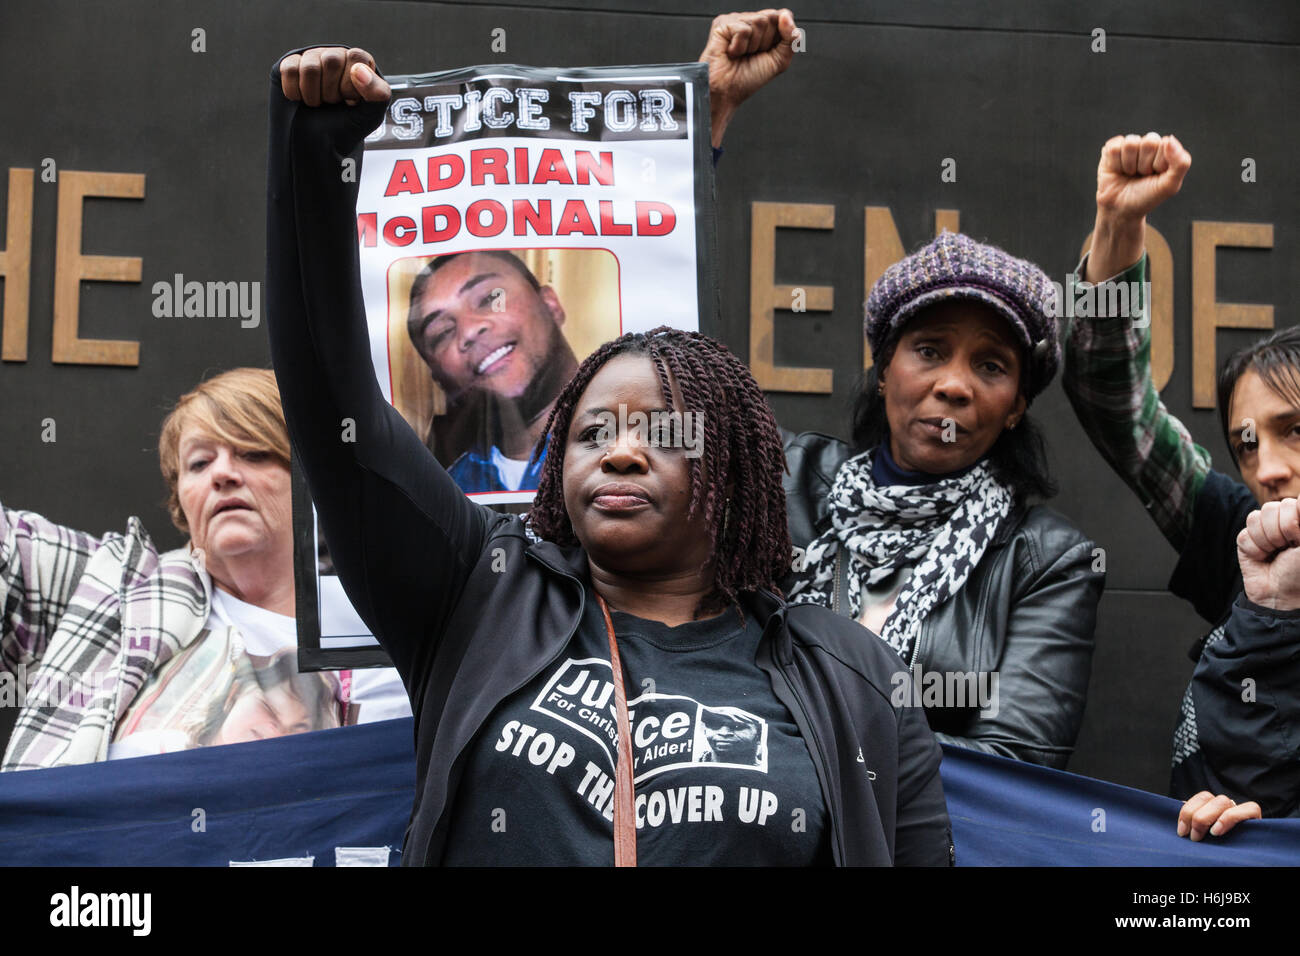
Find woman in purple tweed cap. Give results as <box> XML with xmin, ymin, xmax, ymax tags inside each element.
<box><xmin>783</xmin><ymin>231</ymin><xmax>1103</xmax><ymax>771</ymax></box>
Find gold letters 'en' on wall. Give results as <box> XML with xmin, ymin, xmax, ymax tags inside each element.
<box><xmin>750</xmin><ymin>200</ymin><xmax>1275</xmax><ymax>409</ymax></box>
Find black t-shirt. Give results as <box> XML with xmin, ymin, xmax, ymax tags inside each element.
<box><xmin>441</xmin><ymin>587</ymin><xmax>832</xmax><ymax>865</ymax></box>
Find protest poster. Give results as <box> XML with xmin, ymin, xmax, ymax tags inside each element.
<box><xmin>295</xmin><ymin>61</ymin><xmax>715</xmax><ymax>669</ymax></box>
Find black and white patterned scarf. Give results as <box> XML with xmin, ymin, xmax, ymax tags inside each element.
<box><xmin>787</xmin><ymin>448</ymin><xmax>1013</xmax><ymax>664</ymax></box>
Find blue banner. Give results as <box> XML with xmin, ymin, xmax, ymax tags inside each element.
<box><xmin>0</xmin><ymin>718</ymin><xmax>1295</xmax><ymax>865</ymax></box>
<box><xmin>941</xmin><ymin>745</ymin><xmax>1300</xmax><ymax>866</ymax></box>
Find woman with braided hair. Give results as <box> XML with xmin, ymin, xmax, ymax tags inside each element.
<box><xmin>267</xmin><ymin>49</ymin><xmax>952</xmax><ymax>867</ymax></box>
<box><xmin>784</xmin><ymin>232</ymin><xmax>1104</xmax><ymax>770</ymax></box>
<box><xmin>526</xmin><ymin>327</ymin><xmax>794</xmax><ymax>616</ymax></box>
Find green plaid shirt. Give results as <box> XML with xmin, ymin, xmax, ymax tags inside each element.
<box><xmin>1061</xmin><ymin>254</ymin><xmax>1210</xmax><ymax>553</ymax></box>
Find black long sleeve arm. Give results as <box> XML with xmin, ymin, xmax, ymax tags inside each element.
<box><xmin>265</xmin><ymin>53</ymin><xmax>491</xmax><ymax>689</ymax></box>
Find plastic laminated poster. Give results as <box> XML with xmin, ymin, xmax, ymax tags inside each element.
<box><xmin>294</xmin><ymin>61</ymin><xmax>716</xmax><ymax>670</ymax></box>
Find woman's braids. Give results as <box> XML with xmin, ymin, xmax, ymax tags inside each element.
<box><xmin>527</xmin><ymin>327</ymin><xmax>791</xmax><ymax>615</ymax></box>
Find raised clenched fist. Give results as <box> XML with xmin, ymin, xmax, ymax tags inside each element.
<box><xmin>1237</xmin><ymin>498</ymin><xmax>1300</xmax><ymax>611</ymax></box>
<box><xmin>1084</xmin><ymin>132</ymin><xmax>1191</xmax><ymax>283</ymax></box>
<box><xmin>1096</xmin><ymin>132</ymin><xmax>1192</xmax><ymax>224</ymax></box>
<box><xmin>278</xmin><ymin>47</ymin><xmax>391</xmax><ymax>107</ymax></box>
<box><xmin>698</xmin><ymin>9</ymin><xmax>797</xmax><ymax>147</ymax></box>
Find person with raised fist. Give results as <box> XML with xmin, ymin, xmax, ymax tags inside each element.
<box><xmin>299</xmin><ymin>14</ymin><xmax>796</xmax><ymax>497</ymax></box>
<box><xmin>698</xmin><ymin>8</ymin><xmax>798</xmax><ymax>150</ymax></box>
<box><xmin>1064</xmin><ymin>132</ymin><xmax>1300</xmax><ymax>838</ymax></box>
<box><xmin>267</xmin><ymin>32</ymin><xmax>952</xmax><ymax>868</ymax></box>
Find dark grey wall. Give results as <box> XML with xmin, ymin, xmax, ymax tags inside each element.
<box><xmin>1</xmin><ymin>0</ymin><xmax>1296</xmax><ymax>791</ymax></box>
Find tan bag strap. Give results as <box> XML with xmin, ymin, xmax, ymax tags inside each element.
<box><xmin>595</xmin><ymin>592</ymin><xmax>637</xmax><ymax>867</ymax></box>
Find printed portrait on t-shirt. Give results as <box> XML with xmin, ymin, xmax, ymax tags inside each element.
<box><xmin>693</xmin><ymin>705</ymin><xmax>765</xmax><ymax>768</ymax></box>
<box><xmin>110</xmin><ymin>639</ymin><xmax>343</xmax><ymax>759</ymax></box>
<box><xmin>525</xmin><ymin>657</ymin><xmax>771</xmax><ymax>782</ymax></box>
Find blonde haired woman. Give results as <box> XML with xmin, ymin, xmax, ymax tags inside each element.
<box><xmin>1</xmin><ymin>368</ymin><xmax>405</xmax><ymax>770</ymax></box>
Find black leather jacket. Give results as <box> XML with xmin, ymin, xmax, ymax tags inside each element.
<box><xmin>782</xmin><ymin>432</ymin><xmax>1103</xmax><ymax>769</ymax></box>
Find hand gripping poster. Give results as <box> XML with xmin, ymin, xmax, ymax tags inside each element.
<box><xmin>296</xmin><ymin>61</ymin><xmax>715</xmax><ymax>669</ymax></box>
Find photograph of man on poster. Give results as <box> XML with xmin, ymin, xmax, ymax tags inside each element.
<box><xmin>314</xmin><ymin>248</ymin><xmax>611</xmax><ymax>581</ymax></box>
<box><xmin>404</xmin><ymin>249</ymin><xmax>582</xmax><ymax>494</ymax></box>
